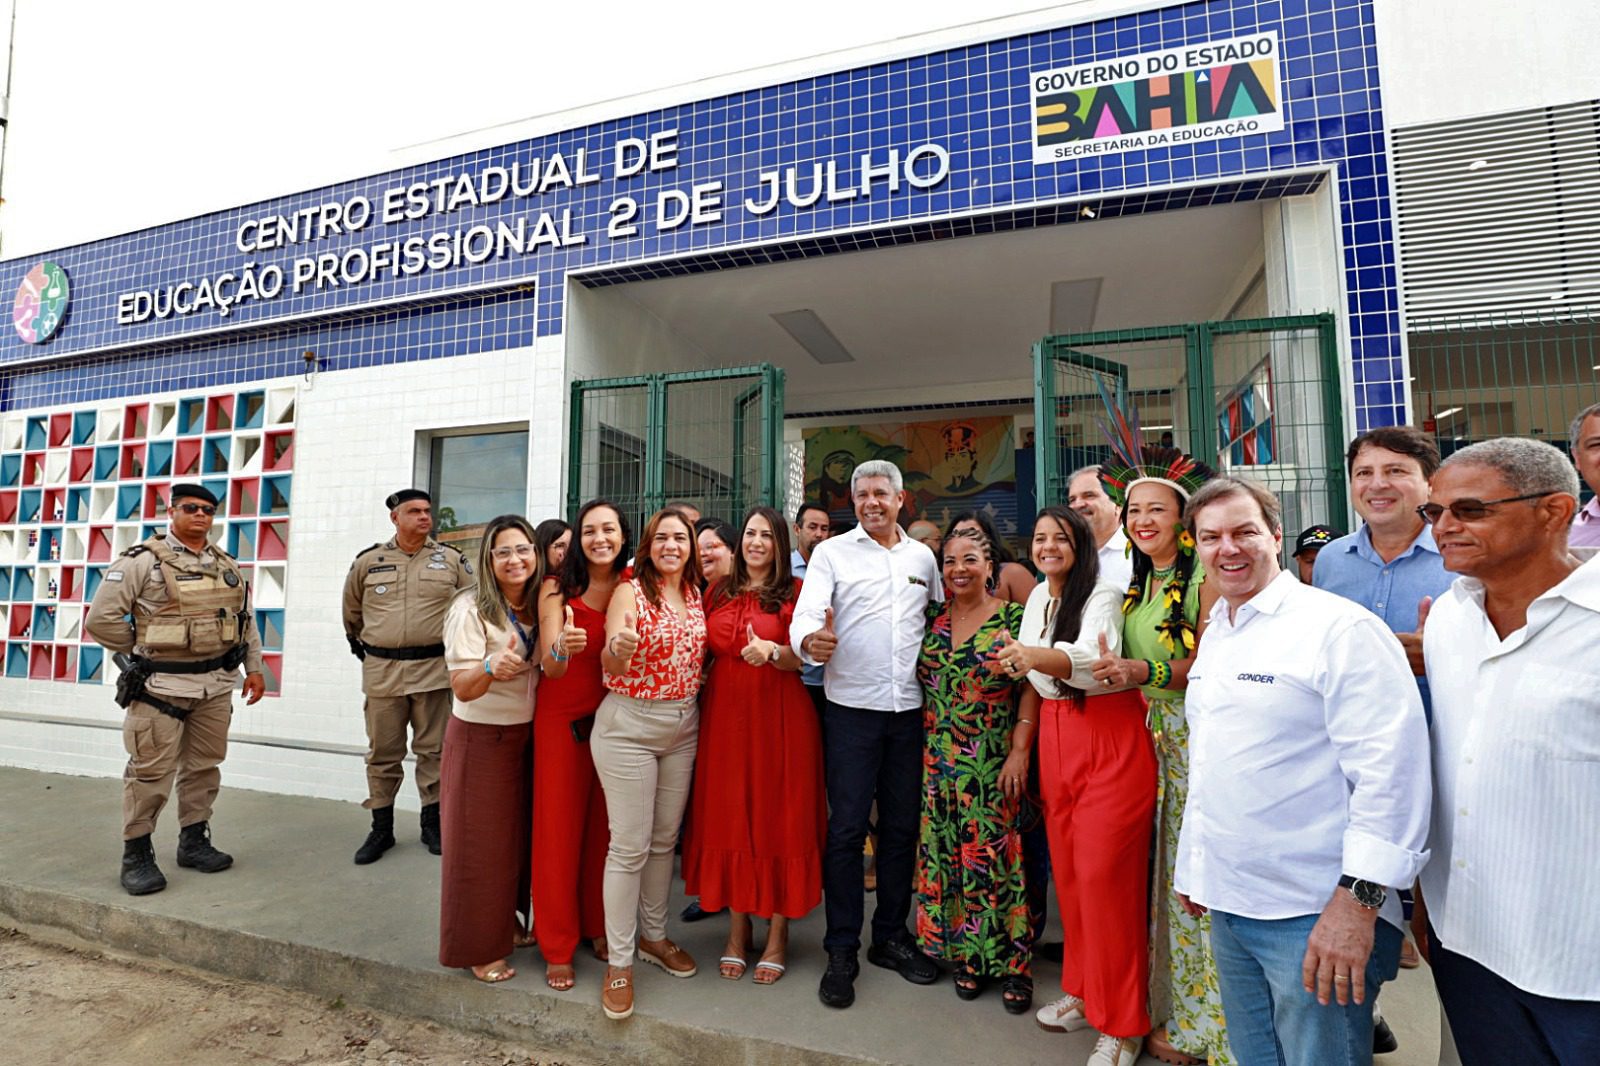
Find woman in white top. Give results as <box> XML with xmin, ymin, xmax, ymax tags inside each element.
<box><xmin>993</xmin><ymin>505</ymin><xmax>1156</xmax><ymax>1066</ymax></box>
<box><xmin>438</xmin><ymin>514</ymin><xmax>539</xmax><ymax>984</ymax></box>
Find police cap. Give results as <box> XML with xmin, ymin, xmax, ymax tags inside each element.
<box><xmin>386</xmin><ymin>488</ymin><xmax>431</xmax><ymax>510</ymax></box>
<box><xmin>171</xmin><ymin>483</ymin><xmax>220</xmax><ymax>507</ymax></box>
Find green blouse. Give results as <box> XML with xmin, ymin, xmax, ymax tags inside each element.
<box><xmin>1121</xmin><ymin>560</ymin><xmax>1206</xmax><ymax>702</ymax></box>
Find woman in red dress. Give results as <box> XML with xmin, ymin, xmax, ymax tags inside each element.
<box><xmin>532</xmin><ymin>499</ymin><xmax>629</xmax><ymax>991</ymax></box>
<box><xmin>683</xmin><ymin>505</ymin><xmax>826</xmax><ymax>986</ymax></box>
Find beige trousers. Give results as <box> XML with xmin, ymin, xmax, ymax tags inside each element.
<box><xmin>121</xmin><ymin>690</ymin><xmax>234</xmax><ymax>839</ymax></box>
<box><xmin>362</xmin><ymin>688</ymin><xmax>450</xmax><ymax>808</ymax></box>
<box><xmin>590</xmin><ymin>691</ymin><xmax>699</xmax><ymax>967</ymax></box>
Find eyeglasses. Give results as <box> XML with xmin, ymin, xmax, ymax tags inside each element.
<box><xmin>176</xmin><ymin>503</ymin><xmax>216</xmax><ymax>516</ymax></box>
<box><xmin>1416</xmin><ymin>492</ymin><xmax>1554</xmax><ymax>524</ymax></box>
<box><xmin>490</xmin><ymin>543</ymin><xmax>537</xmax><ymax>561</ymax></box>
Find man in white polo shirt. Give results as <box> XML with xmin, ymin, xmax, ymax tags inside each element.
<box><xmin>792</xmin><ymin>459</ymin><xmax>943</xmax><ymax>1009</ymax></box>
<box><xmin>1067</xmin><ymin>465</ymin><xmax>1132</xmax><ymax>591</ymax></box>
<box><xmin>1175</xmin><ymin>476</ymin><xmax>1430</xmax><ymax>1066</ymax></box>
<box><xmin>1415</xmin><ymin>437</ymin><xmax>1599</xmax><ymax>1065</ymax></box>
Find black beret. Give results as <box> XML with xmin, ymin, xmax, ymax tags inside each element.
<box><xmin>170</xmin><ymin>483</ymin><xmax>219</xmax><ymax>506</ymax></box>
<box><xmin>386</xmin><ymin>488</ymin><xmax>431</xmax><ymax>509</ymax></box>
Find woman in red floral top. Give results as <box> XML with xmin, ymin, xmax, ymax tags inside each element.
<box><xmin>592</xmin><ymin>507</ymin><xmax>708</xmax><ymax>1020</ymax></box>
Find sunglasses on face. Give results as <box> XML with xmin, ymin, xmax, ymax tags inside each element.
<box><xmin>176</xmin><ymin>503</ymin><xmax>216</xmax><ymax>516</ymax></box>
<box><xmin>1416</xmin><ymin>491</ymin><xmax>1553</xmax><ymax>524</ymax></box>
<box><xmin>490</xmin><ymin>543</ymin><xmax>537</xmax><ymax>561</ymax></box>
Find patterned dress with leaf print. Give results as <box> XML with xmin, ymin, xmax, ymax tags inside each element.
<box><xmin>913</xmin><ymin>598</ymin><xmax>1032</xmax><ymax>978</ymax></box>
<box><xmin>1126</xmin><ymin>562</ymin><xmax>1233</xmax><ymax>1064</ymax></box>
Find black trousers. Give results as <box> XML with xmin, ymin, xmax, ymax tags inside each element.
<box><xmin>821</xmin><ymin>701</ymin><xmax>923</xmax><ymax>954</ymax></box>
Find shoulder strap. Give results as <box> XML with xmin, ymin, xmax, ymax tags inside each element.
<box><xmin>356</xmin><ymin>542</ymin><xmax>383</xmax><ymax>559</ymax></box>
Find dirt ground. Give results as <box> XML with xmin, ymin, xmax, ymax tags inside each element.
<box><xmin>0</xmin><ymin>927</ymin><xmax>592</xmax><ymax>1066</ymax></box>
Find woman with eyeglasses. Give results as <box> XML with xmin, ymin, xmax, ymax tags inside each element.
<box><xmin>438</xmin><ymin>514</ymin><xmax>540</xmax><ymax>985</ymax></box>
<box><xmin>695</xmin><ymin>517</ymin><xmax>738</xmax><ymax>588</ymax></box>
<box><xmin>683</xmin><ymin>506</ymin><xmax>825</xmax><ymax>987</ymax></box>
<box><xmin>593</xmin><ymin>507</ymin><xmax>708</xmax><ymax>1020</ymax></box>
<box><xmin>534</xmin><ymin>517</ymin><xmax>573</xmax><ymax>573</ymax></box>
<box><xmin>945</xmin><ymin>511</ymin><xmax>1037</xmax><ymax>605</ymax></box>
<box><xmin>531</xmin><ymin>500</ymin><xmax>629</xmax><ymax>991</ymax></box>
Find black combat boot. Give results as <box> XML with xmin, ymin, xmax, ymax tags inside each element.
<box><xmin>120</xmin><ymin>834</ymin><xmax>167</xmax><ymax>896</ymax></box>
<box><xmin>419</xmin><ymin>802</ymin><xmax>442</xmax><ymax>856</ymax></box>
<box><xmin>354</xmin><ymin>805</ymin><xmax>396</xmax><ymax>865</ymax></box>
<box><xmin>175</xmin><ymin>820</ymin><xmax>234</xmax><ymax>872</ymax></box>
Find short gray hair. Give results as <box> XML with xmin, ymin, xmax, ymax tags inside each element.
<box><xmin>1068</xmin><ymin>465</ymin><xmax>1104</xmax><ymax>487</ymax></box>
<box><xmin>1570</xmin><ymin>402</ymin><xmax>1600</xmax><ymax>454</ymax></box>
<box><xmin>1440</xmin><ymin>437</ymin><xmax>1579</xmax><ymax>499</ymax></box>
<box><xmin>1185</xmin><ymin>476</ymin><xmax>1284</xmax><ymax>534</ymax></box>
<box><xmin>850</xmin><ymin>459</ymin><xmax>904</xmax><ymax>495</ymax></box>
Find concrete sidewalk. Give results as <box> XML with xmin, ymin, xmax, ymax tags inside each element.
<box><xmin>0</xmin><ymin>766</ymin><xmax>1442</xmax><ymax>1065</ymax></box>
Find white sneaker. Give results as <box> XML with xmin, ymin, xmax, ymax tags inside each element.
<box><xmin>1087</xmin><ymin>1033</ymin><xmax>1143</xmax><ymax>1066</ymax></box>
<box><xmin>1035</xmin><ymin>993</ymin><xmax>1089</xmax><ymax>1032</ymax></box>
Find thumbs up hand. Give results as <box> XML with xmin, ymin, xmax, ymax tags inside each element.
<box><xmin>1397</xmin><ymin>595</ymin><xmax>1432</xmax><ymax>676</ymax></box>
<box><xmin>1090</xmin><ymin>631</ymin><xmax>1126</xmax><ymax>688</ymax></box>
<box><xmin>610</xmin><ymin>610</ymin><xmax>640</xmax><ymax>663</ymax></box>
<box><xmin>989</xmin><ymin>628</ymin><xmax>1026</xmax><ymax>677</ymax></box>
<box><xmin>490</xmin><ymin>645</ymin><xmax>529</xmax><ymax>680</ymax></box>
<box><xmin>804</xmin><ymin>606</ymin><xmax>839</xmax><ymax>664</ymax></box>
<box><xmin>741</xmin><ymin>622</ymin><xmax>778</xmax><ymax>666</ymax></box>
<box><xmin>557</xmin><ymin>604</ymin><xmax>587</xmax><ymax>658</ymax></box>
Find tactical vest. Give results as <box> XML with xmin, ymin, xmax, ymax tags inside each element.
<box><xmin>131</xmin><ymin>537</ymin><xmax>249</xmax><ymax>657</ymax></box>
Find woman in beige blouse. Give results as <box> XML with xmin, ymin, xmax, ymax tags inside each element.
<box><xmin>439</xmin><ymin>514</ymin><xmax>540</xmax><ymax>983</ymax></box>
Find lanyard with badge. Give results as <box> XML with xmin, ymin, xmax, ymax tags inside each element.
<box><xmin>503</xmin><ymin>600</ymin><xmax>534</xmax><ymax>659</ymax></box>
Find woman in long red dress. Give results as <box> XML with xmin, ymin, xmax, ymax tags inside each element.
<box><xmin>531</xmin><ymin>499</ymin><xmax>628</xmax><ymax>991</ymax></box>
<box><xmin>682</xmin><ymin>505</ymin><xmax>826</xmax><ymax>986</ymax></box>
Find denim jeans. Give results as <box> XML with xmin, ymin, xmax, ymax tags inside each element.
<box><xmin>1210</xmin><ymin>910</ymin><xmax>1401</xmax><ymax>1066</ymax></box>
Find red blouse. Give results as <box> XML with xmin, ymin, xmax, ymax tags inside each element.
<box><xmin>604</xmin><ymin>576</ymin><xmax>707</xmax><ymax>701</ymax></box>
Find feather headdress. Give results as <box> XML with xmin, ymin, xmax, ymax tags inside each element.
<box><xmin>1093</xmin><ymin>378</ymin><xmax>1215</xmax><ymax>506</ymax></box>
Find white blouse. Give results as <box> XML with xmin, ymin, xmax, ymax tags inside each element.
<box><xmin>443</xmin><ymin>590</ymin><xmax>537</xmax><ymax>726</ymax></box>
<box><xmin>1015</xmin><ymin>580</ymin><xmax>1130</xmax><ymax>698</ymax></box>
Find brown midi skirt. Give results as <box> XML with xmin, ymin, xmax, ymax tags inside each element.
<box><xmin>438</xmin><ymin>714</ymin><xmax>532</xmax><ymax>969</ymax></box>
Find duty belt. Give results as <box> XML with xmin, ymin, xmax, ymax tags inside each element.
<box><xmin>143</xmin><ymin>644</ymin><xmax>248</xmax><ymax>674</ymax></box>
<box><xmin>362</xmin><ymin>642</ymin><xmax>446</xmax><ymax>661</ymax></box>
<box><xmin>137</xmin><ymin>693</ymin><xmax>195</xmax><ymax>722</ymax></box>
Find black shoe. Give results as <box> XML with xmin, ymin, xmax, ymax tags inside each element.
<box><xmin>680</xmin><ymin>900</ymin><xmax>726</xmax><ymax>922</ymax></box>
<box><xmin>818</xmin><ymin>950</ymin><xmax>860</xmax><ymax>1009</ymax></box>
<box><xmin>175</xmin><ymin>821</ymin><xmax>233</xmax><ymax>873</ymax></box>
<box><xmin>1374</xmin><ymin>1016</ymin><xmax>1399</xmax><ymax>1055</ymax></box>
<box><xmin>1035</xmin><ymin>941</ymin><xmax>1064</xmax><ymax>963</ymax></box>
<box><xmin>867</xmin><ymin>936</ymin><xmax>940</xmax><ymax>985</ymax></box>
<box><xmin>419</xmin><ymin>802</ymin><xmax>441</xmax><ymax>856</ymax></box>
<box><xmin>354</xmin><ymin>805</ymin><xmax>396</xmax><ymax>865</ymax></box>
<box><xmin>120</xmin><ymin>834</ymin><xmax>167</xmax><ymax>896</ymax></box>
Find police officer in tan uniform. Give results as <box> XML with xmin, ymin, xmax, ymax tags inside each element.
<box><xmin>85</xmin><ymin>483</ymin><xmax>266</xmax><ymax>896</ymax></box>
<box><xmin>342</xmin><ymin>489</ymin><xmax>473</xmax><ymax>864</ymax></box>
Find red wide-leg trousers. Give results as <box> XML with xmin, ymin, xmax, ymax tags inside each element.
<box><xmin>1039</xmin><ymin>690</ymin><xmax>1157</xmax><ymax>1039</ymax></box>
<box><xmin>531</xmin><ymin>711</ymin><xmax>609</xmax><ymax>965</ymax></box>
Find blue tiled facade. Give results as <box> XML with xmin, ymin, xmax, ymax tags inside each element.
<box><xmin>0</xmin><ymin>0</ymin><xmax>1403</xmax><ymax>428</ymax></box>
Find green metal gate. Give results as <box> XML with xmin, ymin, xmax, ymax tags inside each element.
<box><xmin>566</xmin><ymin>364</ymin><xmax>786</xmax><ymax>527</ymax></box>
<box><xmin>1034</xmin><ymin>314</ymin><xmax>1348</xmax><ymax>542</ymax></box>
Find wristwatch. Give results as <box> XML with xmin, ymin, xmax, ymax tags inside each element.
<box><xmin>766</xmin><ymin>644</ymin><xmax>780</xmax><ymax>664</ymax></box>
<box><xmin>1338</xmin><ymin>875</ymin><xmax>1387</xmax><ymax>910</ymax></box>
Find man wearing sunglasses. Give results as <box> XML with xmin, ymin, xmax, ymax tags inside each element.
<box><xmin>86</xmin><ymin>483</ymin><xmax>266</xmax><ymax>896</ymax></box>
<box><xmin>342</xmin><ymin>489</ymin><xmax>474</xmax><ymax>865</ymax></box>
<box><xmin>1411</xmin><ymin>438</ymin><xmax>1599</xmax><ymax>1066</ymax></box>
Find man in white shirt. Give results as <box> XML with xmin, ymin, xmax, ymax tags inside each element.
<box><xmin>1067</xmin><ymin>465</ymin><xmax>1132</xmax><ymax>591</ymax></box>
<box><xmin>1175</xmin><ymin>476</ymin><xmax>1430</xmax><ymax>1066</ymax></box>
<box><xmin>1569</xmin><ymin>402</ymin><xmax>1600</xmax><ymax>548</ymax></box>
<box><xmin>791</xmin><ymin>460</ymin><xmax>942</xmax><ymax>1009</ymax></box>
<box><xmin>1415</xmin><ymin>437</ymin><xmax>1599</xmax><ymax>1065</ymax></box>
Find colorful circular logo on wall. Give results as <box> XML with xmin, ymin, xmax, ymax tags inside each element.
<box><xmin>13</xmin><ymin>262</ymin><xmax>70</xmax><ymax>344</ymax></box>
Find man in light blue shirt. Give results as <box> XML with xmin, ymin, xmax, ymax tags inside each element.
<box><xmin>790</xmin><ymin>501</ymin><xmax>832</xmax><ymax>712</ymax></box>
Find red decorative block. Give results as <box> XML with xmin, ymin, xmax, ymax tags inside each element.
<box><xmin>49</xmin><ymin>413</ymin><xmax>72</xmax><ymax>447</ymax></box>
<box><xmin>120</xmin><ymin>442</ymin><xmax>147</xmax><ymax>480</ymax></box>
<box><xmin>123</xmin><ymin>404</ymin><xmax>150</xmax><ymax>441</ymax></box>
<box><xmin>22</xmin><ymin>452</ymin><xmax>44</xmax><ymax>487</ymax></box>
<box><xmin>258</xmin><ymin>519</ymin><xmax>289</xmax><ymax>562</ymax></box>
<box><xmin>206</xmin><ymin>395</ymin><xmax>234</xmax><ymax>433</ymax></box>
<box><xmin>174</xmin><ymin>438</ymin><xmax>203</xmax><ymax>477</ymax></box>
<box><xmin>70</xmin><ymin>448</ymin><xmax>94</xmax><ymax>482</ymax></box>
<box><xmin>30</xmin><ymin>644</ymin><xmax>53</xmax><ymax>680</ymax></box>
<box><xmin>143</xmin><ymin>482</ymin><xmax>171</xmax><ymax>520</ymax></box>
<box><xmin>264</xmin><ymin>431</ymin><xmax>293</xmax><ymax>471</ymax></box>
<box><xmin>0</xmin><ymin>492</ymin><xmax>16</xmax><ymax>524</ymax></box>
<box><xmin>88</xmin><ymin>527</ymin><xmax>113</xmax><ymax>563</ymax></box>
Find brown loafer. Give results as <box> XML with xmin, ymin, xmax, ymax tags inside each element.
<box><xmin>602</xmin><ymin>966</ymin><xmax>634</xmax><ymax>1020</ymax></box>
<box><xmin>1146</xmin><ymin>1026</ymin><xmax>1204</xmax><ymax>1065</ymax></box>
<box><xmin>638</xmin><ymin>937</ymin><xmax>698</xmax><ymax>978</ymax></box>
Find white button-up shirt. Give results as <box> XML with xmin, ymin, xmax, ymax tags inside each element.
<box><xmin>1097</xmin><ymin>528</ymin><xmax>1133</xmax><ymax>592</ymax></box>
<box><xmin>791</xmin><ymin>521</ymin><xmax>942</xmax><ymax>712</ymax></box>
<box><xmin>1421</xmin><ymin>549</ymin><xmax>1600</xmax><ymax>998</ymax></box>
<box><xmin>1017</xmin><ymin>580</ymin><xmax>1130</xmax><ymax>697</ymax></box>
<box><xmin>1176</xmin><ymin>572</ymin><xmax>1431</xmax><ymax>928</ymax></box>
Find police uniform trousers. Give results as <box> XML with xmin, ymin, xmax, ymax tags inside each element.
<box><xmin>122</xmin><ymin>690</ymin><xmax>235</xmax><ymax>840</ymax></box>
<box><xmin>363</xmin><ymin>688</ymin><xmax>450</xmax><ymax>808</ymax></box>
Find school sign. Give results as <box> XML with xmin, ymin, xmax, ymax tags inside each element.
<box><xmin>1031</xmin><ymin>32</ymin><xmax>1283</xmax><ymax>163</ymax></box>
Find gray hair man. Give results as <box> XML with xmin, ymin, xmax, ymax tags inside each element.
<box><xmin>791</xmin><ymin>459</ymin><xmax>943</xmax><ymax>1008</ymax></box>
<box><xmin>1413</xmin><ymin>437</ymin><xmax>1599</xmax><ymax>1066</ymax></box>
<box><xmin>1067</xmin><ymin>465</ymin><xmax>1132</xmax><ymax>590</ymax></box>
<box><xmin>1175</xmin><ymin>476</ymin><xmax>1430</xmax><ymax>1066</ymax></box>
<box><xmin>1569</xmin><ymin>401</ymin><xmax>1600</xmax><ymax>547</ymax></box>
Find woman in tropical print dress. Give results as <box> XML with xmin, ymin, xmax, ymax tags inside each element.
<box><xmin>913</xmin><ymin>530</ymin><xmax>1033</xmax><ymax>1014</ymax></box>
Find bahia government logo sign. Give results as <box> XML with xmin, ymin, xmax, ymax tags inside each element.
<box><xmin>1030</xmin><ymin>32</ymin><xmax>1283</xmax><ymax>164</ymax></box>
<box><xmin>13</xmin><ymin>261</ymin><xmax>70</xmax><ymax>344</ymax></box>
